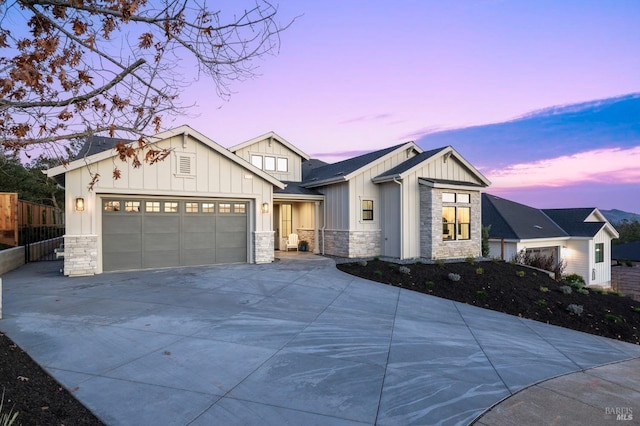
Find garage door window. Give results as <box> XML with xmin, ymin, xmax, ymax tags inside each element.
<box><xmin>146</xmin><ymin>201</ymin><xmax>161</xmax><ymax>212</ymax></box>
<box><xmin>125</xmin><ymin>201</ymin><xmax>140</xmax><ymax>212</ymax></box>
<box><xmin>202</xmin><ymin>203</ymin><xmax>215</xmax><ymax>213</ymax></box>
<box><xmin>186</xmin><ymin>202</ymin><xmax>199</xmax><ymax>213</ymax></box>
<box><xmin>104</xmin><ymin>201</ymin><xmax>120</xmax><ymax>212</ymax></box>
<box><xmin>234</xmin><ymin>203</ymin><xmax>246</xmax><ymax>213</ymax></box>
<box><xmin>219</xmin><ymin>203</ymin><xmax>231</xmax><ymax>213</ymax></box>
<box><xmin>164</xmin><ymin>202</ymin><xmax>179</xmax><ymax>213</ymax></box>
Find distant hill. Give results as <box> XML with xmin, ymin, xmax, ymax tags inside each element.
<box><xmin>602</xmin><ymin>209</ymin><xmax>640</xmax><ymax>224</ymax></box>
<box><xmin>417</xmin><ymin>93</ymin><xmax>640</xmax><ymax>168</ymax></box>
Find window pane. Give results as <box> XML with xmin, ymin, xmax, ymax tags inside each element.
<box><xmin>457</xmin><ymin>193</ymin><xmax>470</xmax><ymax>203</ymax></box>
<box><xmin>277</xmin><ymin>157</ymin><xmax>288</xmax><ymax>172</ymax></box>
<box><xmin>442</xmin><ymin>193</ymin><xmax>456</xmax><ymax>203</ymax></box>
<box><xmin>251</xmin><ymin>155</ymin><xmax>263</xmax><ymax>169</ymax></box>
<box><xmin>164</xmin><ymin>202</ymin><xmax>178</xmax><ymax>213</ymax></box>
<box><xmin>186</xmin><ymin>202</ymin><xmax>199</xmax><ymax>213</ymax></box>
<box><xmin>458</xmin><ymin>223</ymin><xmax>470</xmax><ymax>240</ymax></box>
<box><xmin>595</xmin><ymin>243</ymin><xmax>604</xmax><ymax>263</ymax></box>
<box><xmin>281</xmin><ymin>204</ymin><xmax>292</xmax><ymax>236</ymax></box>
<box><xmin>146</xmin><ymin>201</ymin><xmax>160</xmax><ymax>212</ymax></box>
<box><xmin>202</xmin><ymin>203</ymin><xmax>215</xmax><ymax>213</ymax></box>
<box><xmin>442</xmin><ymin>207</ymin><xmax>456</xmax><ymax>240</ymax></box>
<box><xmin>219</xmin><ymin>203</ymin><xmax>231</xmax><ymax>213</ymax></box>
<box><xmin>457</xmin><ymin>207</ymin><xmax>470</xmax><ymax>223</ymax></box>
<box><xmin>362</xmin><ymin>200</ymin><xmax>373</xmax><ymax>221</ymax></box>
<box><xmin>125</xmin><ymin>201</ymin><xmax>140</xmax><ymax>212</ymax></box>
<box><xmin>234</xmin><ymin>203</ymin><xmax>246</xmax><ymax>214</ymax></box>
<box><xmin>104</xmin><ymin>201</ymin><xmax>120</xmax><ymax>212</ymax></box>
<box><xmin>264</xmin><ymin>156</ymin><xmax>276</xmax><ymax>171</ymax></box>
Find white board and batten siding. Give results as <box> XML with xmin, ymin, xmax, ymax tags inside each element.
<box><xmin>233</xmin><ymin>138</ymin><xmax>303</xmax><ymax>182</ymax></box>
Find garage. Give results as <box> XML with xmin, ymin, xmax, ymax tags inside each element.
<box><xmin>102</xmin><ymin>197</ymin><xmax>248</xmax><ymax>272</ymax></box>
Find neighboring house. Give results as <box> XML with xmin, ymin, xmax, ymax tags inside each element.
<box><xmin>611</xmin><ymin>242</ymin><xmax>640</xmax><ymax>301</ymax></box>
<box><xmin>46</xmin><ymin>125</ymin><xmax>490</xmax><ymax>276</ymax></box>
<box><xmin>482</xmin><ymin>193</ymin><xmax>619</xmax><ymax>287</ymax></box>
<box><xmin>612</xmin><ymin>241</ymin><xmax>640</xmax><ymax>262</ymax></box>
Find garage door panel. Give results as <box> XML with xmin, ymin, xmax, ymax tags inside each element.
<box><xmin>103</xmin><ymin>198</ymin><xmax>247</xmax><ymax>271</ymax></box>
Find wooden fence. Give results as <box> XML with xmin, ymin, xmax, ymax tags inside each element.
<box><xmin>0</xmin><ymin>193</ymin><xmax>64</xmax><ymax>247</ymax></box>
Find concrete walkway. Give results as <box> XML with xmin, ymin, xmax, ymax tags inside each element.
<box><xmin>1</xmin><ymin>254</ymin><xmax>639</xmax><ymax>425</ymax></box>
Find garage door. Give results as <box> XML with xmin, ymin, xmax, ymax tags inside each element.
<box><xmin>102</xmin><ymin>198</ymin><xmax>248</xmax><ymax>272</ymax></box>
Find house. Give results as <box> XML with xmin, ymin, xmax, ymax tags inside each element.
<box><xmin>46</xmin><ymin>125</ymin><xmax>490</xmax><ymax>276</ymax></box>
<box><xmin>482</xmin><ymin>193</ymin><xmax>619</xmax><ymax>287</ymax></box>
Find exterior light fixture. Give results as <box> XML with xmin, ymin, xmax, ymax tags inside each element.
<box><xmin>75</xmin><ymin>197</ymin><xmax>85</xmax><ymax>211</ymax></box>
<box><xmin>261</xmin><ymin>202</ymin><xmax>269</xmax><ymax>214</ymax></box>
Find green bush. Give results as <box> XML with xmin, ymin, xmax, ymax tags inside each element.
<box><xmin>632</xmin><ymin>307</ymin><xmax>640</xmax><ymax>314</ymax></box>
<box><xmin>476</xmin><ymin>290</ymin><xmax>488</xmax><ymax>299</ymax></box>
<box><xmin>435</xmin><ymin>259</ymin><xmax>445</xmax><ymax>268</ymax></box>
<box><xmin>539</xmin><ymin>286</ymin><xmax>549</xmax><ymax>292</ymax></box>
<box><xmin>465</xmin><ymin>256</ymin><xmax>476</xmax><ymax>264</ymax></box>
<box><xmin>1</xmin><ymin>388</ymin><xmax>19</xmax><ymax>426</ymax></box>
<box><xmin>536</xmin><ymin>299</ymin><xmax>548</xmax><ymax>307</ymax></box>
<box><xmin>605</xmin><ymin>313</ymin><xmax>622</xmax><ymax>323</ymax></box>
<box><xmin>374</xmin><ymin>270</ymin><xmax>382</xmax><ymax>277</ymax></box>
<box><xmin>398</xmin><ymin>266</ymin><xmax>411</xmax><ymax>275</ymax></box>
<box><xmin>425</xmin><ymin>281</ymin><xmax>434</xmax><ymax>288</ymax></box>
<box><xmin>515</xmin><ymin>270</ymin><xmax>525</xmax><ymax>278</ymax></box>
<box><xmin>373</xmin><ymin>256</ymin><xmax>380</xmax><ymax>261</ymax></box>
<box><xmin>577</xmin><ymin>288</ymin><xmax>589</xmax><ymax>295</ymax></box>
<box><xmin>559</xmin><ymin>285</ymin><xmax>573</xmax><ymax>295</ymax></box>
<box><xmin>566</xmin><ymin>304</ymin><xmax>584</xmax><ymax>316</ymax></box>
<box><xmin>476</xmin><ymin>267</ymin><xmax>484</xmax><ymax>275</ymax></box>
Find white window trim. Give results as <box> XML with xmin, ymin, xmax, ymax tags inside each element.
<box><xmin>359</xmin><ymin>196</ymin><xmax>377</xmax><ymax>224</ymax></box>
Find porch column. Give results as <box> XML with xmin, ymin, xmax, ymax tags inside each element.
<box><xmin>314</xmin><ymin>201</ymin><xmax>320</xmax><ymax>254</ymax></box>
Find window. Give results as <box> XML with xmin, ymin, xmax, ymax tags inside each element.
<box><xmin>457</xmin><ymin>193</ymin><xmax>470</xmax><ymax>204</ymax></box>
<box><xmin>185</xmin><ymin>202</ymin><xmax>199</xmax><ymax>213</ymax></box>
<box><xmin>362</xmin><ymin>200</ymin><xmax>374</xmax><ymax>221</ymax></box>
<box><xmin>202</xmin><ymin>203</ymin><xmax>215</xmax><ymax>213</ymax></box>
<box><xmin>219</xmin><ymin>203</ymin><xmax>231</xmax><ymax>213</ymax></box>
<box><xmin>277</xmin><ymin>157</ymin><xmax>288</xmax><ymax>172</ymax></box>
<box><xmin>164</xmin><ymin>202</ymin><xmax>178</xmax><ymax>213</ymax></box>
<box><xmin>443</xmin><ymin>192</ymin><xmax>470</xmax><ymax>203</ymax></box>
<box><xmin>281</xmin><ymin>204</ymin><xmax>292</xmax><ymax>236</ymax></box>
<box><xmin>146</xmin><ymin>201</ymin><xmax>161</xmax><ymax>212</ymax></box>
<box><xmin>104</xmin><ymin>201</ymin><xmax>120</xmax><ymax>212</ymax></box>
<box><xmin>125</xmin><ymin>201</ymin><xmax>140</xmax><ymax>212</ymax></box>
<box><xmin>264</xmin><ymin>156</ymin><xmax>276</xmax><ymax>171</ymax></box>
<box><xmin>251</xmin><ymin>155</ymin><xmax>263</xmax><ymax>169</ymax></box>
<box><xmin>595</xmin><ymin>243</ymin><xmax>604</xmax><ymax>263</ymax></box>
<box><xmin>233</xmin><ymin>203</ymin><xmax>246</xmax><ymax>214</ymax></box>
<box><xmin>442</xmin><ymin>206</ymin><xmax>471</xmax><ymax>241</ymax></box>
<box><xmin>442</xmin><ymin>193</ymin><xmax>456</xmax><ymax>203</ymax></box>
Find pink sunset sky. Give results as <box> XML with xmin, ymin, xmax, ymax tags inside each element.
<box><xmin>171</xmin><ymin>1</ymin><xmax>640</xmax><ymax>212</ymax></box>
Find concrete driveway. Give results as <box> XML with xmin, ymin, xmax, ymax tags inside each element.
<box><xmin>1</xmin><ymin>254</ymin><xmax>639</xmax><ymax>425</ymax></box>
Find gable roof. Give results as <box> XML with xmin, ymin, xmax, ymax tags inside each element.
<box><xmin>482</xmin><ymin>194</ymin><xmax>568</xmax><ymax>240</ymax></box>
<box><xmin>543</xmin><ymin>208</ymin><xmax>618</xmax><ymax>238</ymax></box>
<box><xmin>228</xmin><ymin>131</ymin><xmax>310</xmax><ymax>160</ymax></box>
<box><xmin>74</xmin><ymin>135</ymin><xmax>133</xmax><ymax>159</ymax></box>
<box><xmin>302</xmin><ymin>142</ymin><xmax>417</xmax><ymax>187</ymax></box>
<box><xmin>372</xmin><ymin>146</ymin><xmax>491</xmax><ymax>187</ymax></box>
<box><xmin>46</xmin><ymin>125</ymin><xmax>285</xmax><ymax>189</ymax></box>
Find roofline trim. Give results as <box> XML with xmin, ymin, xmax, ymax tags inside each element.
<box><xmin>228</xmin><ymin>131</ymin><xmax>310</xmax><ymax>160</ymax></box>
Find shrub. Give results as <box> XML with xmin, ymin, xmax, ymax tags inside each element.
<box><xmin>563</xmin><ymin>273</ymin><xmax>585</xmax><ymax>288</ymax></box>
<box><xmin>476</xmin><ymin>290</ymin><xmax>488</xmax><ymax>299</ymax></box>
<box><xmin>591</xmin><ymin>287</ymin><xmax>604</xmax><ymax>294</ymax></box>
<box><xmin>605</xmin><ymin>313</ymin><xmax>622</xmax><ymax>323</ymax></box>
<box><xmin>448</xmin><ymin>273</ymin><xmax>461</xmax><ymax>282</ymax></box>
<box><xmin>608</xmin><ymin>291</ymin><xmax>623</xmax><ymax>297</ymax></box>
<box><xmin>357</xmin><ymin>260</ymin><xmax>368</xmax><ymax>267</ymax></box>
<box><xmin>559</xmin><ymin>285</ymin><xmax>573</xmax><ymax>295</ymax></box>
<box><xmin>539</xmin><ymin>286</ymin><xmax>549</xmax><ymax>293</ymax></box>
<box><xmin>435</xmin><ymin>259</ymin><xmax>445</xmax><ymax>268</ymax></box>
<box><xmin>415</xmin><ymin>260</ymin><xmax>423</xmax><ymax>265</ymax></box>
<box><xmin>1</xmin><ymin>388</ymin><xmax>19</xmax><ymax>426</ymax></box>
<box><xmin>373</xmin><ymin>256</ymin><xmax>380</xmax><ymax>261</ymax></box>
<box><xmin>515</xmin><ymin>270</ymin><xmax>525</xmax><ymax>278</ymax></box>
<box><xmin>625</xmin><ymin>260</ymin><xmax>633</xmax><ymax>267</ymax></box>
<box><xmin>398</xmin><ymin>266</ymin><xmax>411</xmax><ymax>275</ymax></box>
<box><xmin>536</xmin><ymin>299</ymin><xmax>548</xmax><ymax>307</ymax></box>
<box><xmin>374</xmin><ymin>270</ymin><xmax>382</xmax><ymax>277</ymax></box>
<box><xmin>389</xmin><ymin>264</ymin><xmax>398</xmax><ymax>270</ymax></box>
<box><xmin>577</xmin><ymin>288</ymin><xmax>589</xmax><ymax>295</ymax></box>
<box><xmin>512</xmin><ymin>249</ymin><xmax>566</xmax><ymax>280</ymax></box>
<box><xmin>566</xmin><ymin>304</ymin><xmax>584</xmax><ymax>316</ymax></box>
<box><xmin>475</xmin><ymin>267</ymin><xmax>484</xmax><ymax>275</ymax></box>
<box><xmin>425</xmin><ymin>281</ymin><xmax>434</xmax><ymax>288</ymax></box>
<box><xmin>632</xmin><ymin>307</ymin><xmax>640</xmax><ymax>313</ymax></box>
<box><xmin>465</xmin><ymin>256</ymin><xmax>476</xmax><ymax>264</ymax></box>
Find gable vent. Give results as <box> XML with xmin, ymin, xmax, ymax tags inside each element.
<box><xmin>178</xmin><ymin>155</ymin><xmax>191</xmax><ymax>174</ymax></box>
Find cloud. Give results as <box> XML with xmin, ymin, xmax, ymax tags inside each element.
<box><xmin>486</xmin><ymin>146</ymin><xmax>640</xmax><ymax>189</ymax></box>
<box><xmin>338</xmin><ymin>113</ymin><xmax>393</xmax><ymax>125</ymax></box>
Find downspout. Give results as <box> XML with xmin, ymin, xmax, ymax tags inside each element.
<box><xmin>322</xmin><ymin>199</ymin><xmax>326</xmax><ymax>255</ymax></box>
<box><xmin>393</xmin><ymin>177</ymin><xmax>403</xmax><ymax>259</ymax></box>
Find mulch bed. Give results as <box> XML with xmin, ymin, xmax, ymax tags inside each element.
<box><xmin>338</xmin><ymin>259</ymin><xmax>640</xmax><ymax>345</ymax></box>
<box><xmin>0</xmin><ymin>332</ymin><xmax>105</xmax><ymax>426</ymax></box>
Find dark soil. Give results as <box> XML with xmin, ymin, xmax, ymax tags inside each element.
<box><xmin>0</xmin><ymin>332</ymin><xmax>105</xmax><ymax>426</ymax></box>
<box><xmin>338</xmin><ymin>259</ymin><xmax>640</xmax><ymax>345</ymax></box>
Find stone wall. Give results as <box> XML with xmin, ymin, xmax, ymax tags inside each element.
<box><xmin>63</xmin><ymin>234</ymin><xmax>98</xmax><ymax>276</ymax></box>
<box><xmin>296</xmin><ymin>228</ymin><xmax>316</xmax><ymax>252</ymax></box>
<box><xmin>420</xmin><ymin>186</ymin><xmax>482</xmax><ymax>259</ymax></box>
<box><xmin>323</xmin><ymin>229</ymin><xmax>381</xmax><ymax>258</ymax></box>
<box><xmin>253</xmin><ymin>231</ymin><xmax>275</xmax><ymax>264</ymax></box>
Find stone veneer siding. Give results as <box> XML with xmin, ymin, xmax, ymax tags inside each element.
<box><xmin>64</xmin><ymin>234</ymin><xmax>98</xmax><ymax>276</ymax></box>
<box><xmin>253</xmin><ymin>231</ymin><xmax>275</xmax><ymax>264</ymax></box>
<box><xmin>420</xmin><ymin>187</ymin><xmax>482</xmax><ymax>259</ymax></box>
<box><xmin>296</xmin><ymin>228</ymin><xmax>316</xmax><ymax>252</ymax></box>
<box><xmin>323</xmin><ymin>230</ymin><xmax>381</xmax><ymax>258</ymax></box>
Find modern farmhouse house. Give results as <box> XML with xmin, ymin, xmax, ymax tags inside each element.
<box><xmin>47</xmin><ymin>125</ymin><xmax>490</xmax><ymax>276</ymax></box>
<box><xmin>482</xmin><ymin>193</ymin><xmax>619</xmax><ymax>287</ymax></box>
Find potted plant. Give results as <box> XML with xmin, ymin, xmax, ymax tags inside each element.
<box><xmin>299</xmin><ymin>240</ymin><xmax>309</xmax><ymax>252</ymax></box>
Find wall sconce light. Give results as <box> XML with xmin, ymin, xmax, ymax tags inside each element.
<box><xmin>261</xmin><ymin>202</ymin><xmax>269</xmax><ymax>214</ymax></box>
<box><xmin>75</xmin><ymin>197</ymin><xmax>85</xmax><ymax>212</ymax></box>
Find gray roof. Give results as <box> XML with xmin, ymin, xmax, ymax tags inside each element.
<box><xmin>542</xmin><ymin>208</ymin><xmax>604</xmax><ymax>237</ymax></box>
<box><xmin>374</xmin><ymin>147</ymin><xmax>448</xmax><ymax>179</ymax></box>
<box><xmin>482</xmin><ymin>194</ymin><xmax>568</xmax><ymax>240</ymax></box>
<box><xmin>612</xmin><ymin>241</ymin><xmax>640</xmax><ymax>261</ymax></box>
<box><xmin>75</xmin><ymin>135</ymin><xmax>134</xmax><ymax>159</ymax></box>
<box><xmin>301</xmin><ymin>159</ymin><xmax>329</xmax><ymax>181</ymax></box>
<box><xmin>303</xmin><ymin>142</ymin><xmax>408</xmax><ymax>184</ymax></box>
<box><xmin>275</xmin><ymin>181</ymin><xmax>324</xmax><ymax>196</ymax></box>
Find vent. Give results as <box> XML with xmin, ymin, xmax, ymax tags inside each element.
<box><xmin>178</xmin><ymin>155</ymin><xmax>191</xmax><ymax>174</ymax></box>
